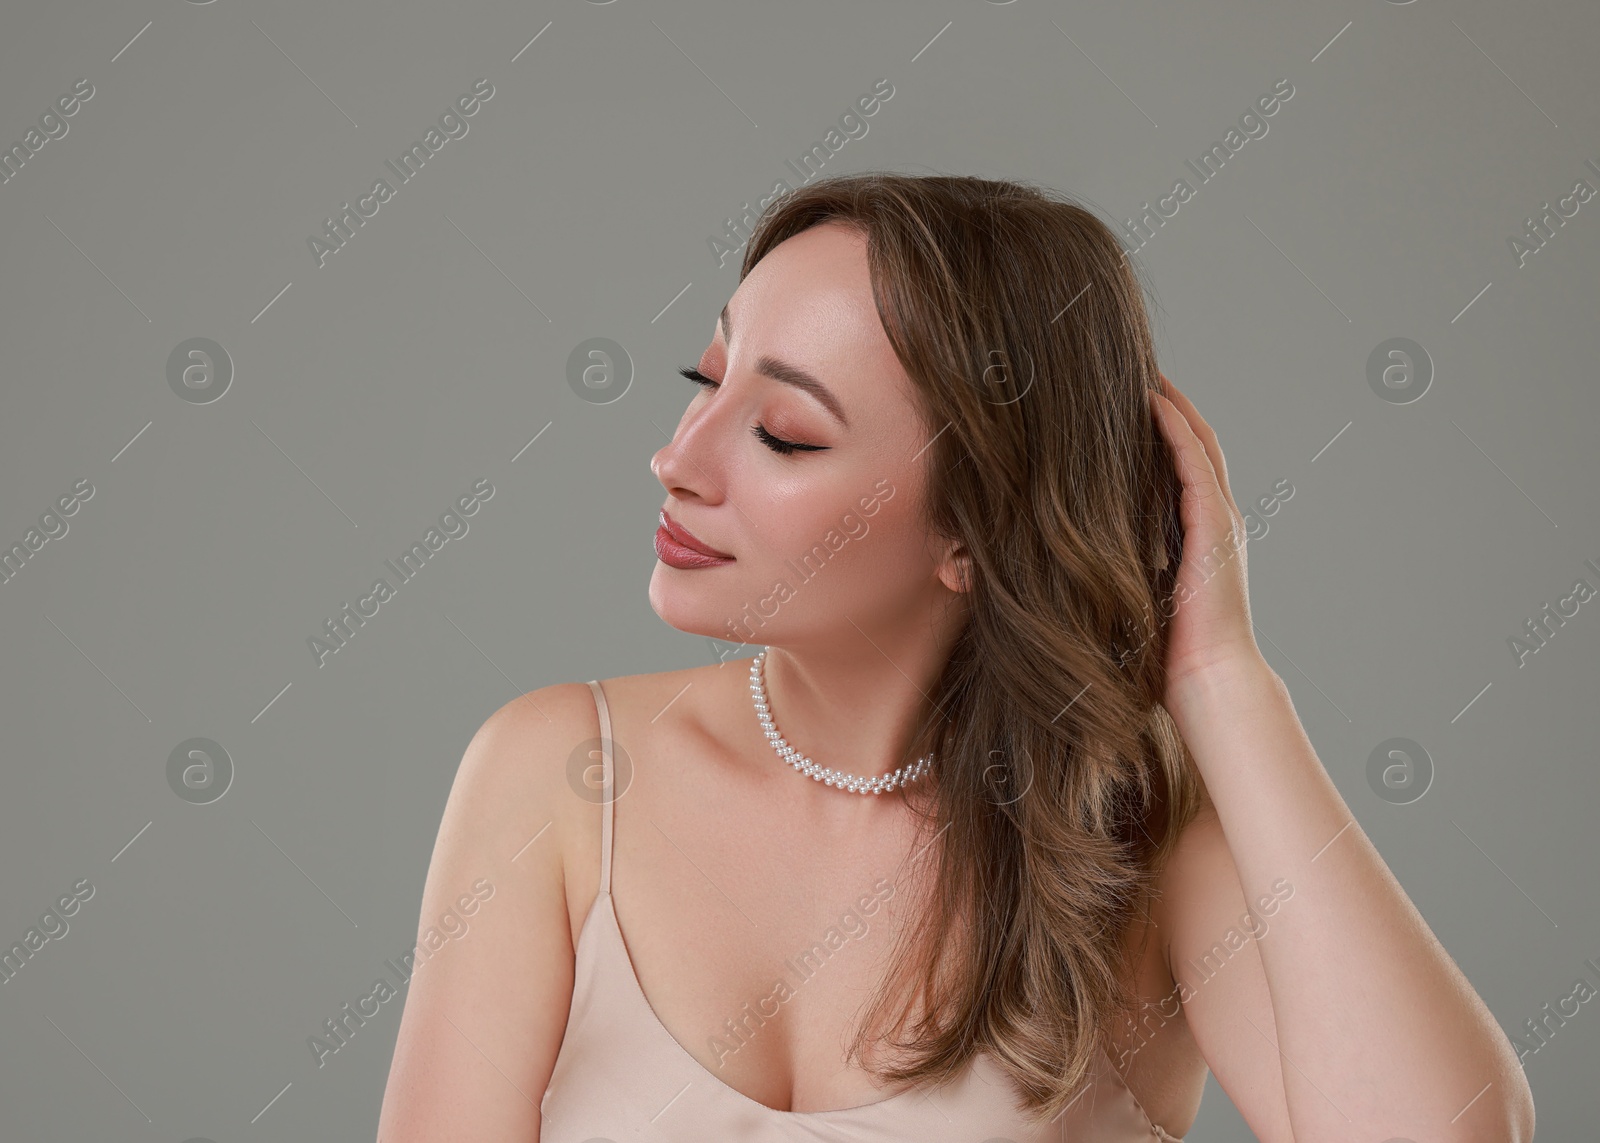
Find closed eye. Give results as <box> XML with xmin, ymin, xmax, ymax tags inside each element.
<box><xmin>678</xmin><ymin>365</ymin><xmax>829</xmax><ymax>456</ymax></box>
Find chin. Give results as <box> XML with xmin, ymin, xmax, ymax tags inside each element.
<box><xmin>647</xmin><ymin>562</ymin><xmax>737</xmax><ymax>642</ymax></box>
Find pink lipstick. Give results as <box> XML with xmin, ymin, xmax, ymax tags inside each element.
<box><xmin>654</xmin><ymin>509</ymin><xmax>734</xmax><ymax>569</ymax></box>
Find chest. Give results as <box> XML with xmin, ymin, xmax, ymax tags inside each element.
<box><xmin>564</xmin><ymin>782</ymin><xmax>932</xmax><ymax>1113</ymax></box>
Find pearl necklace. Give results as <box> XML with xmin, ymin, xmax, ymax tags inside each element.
<box><xmin>749</xmin><ymin>648</ymin><xmax>933</xmax><ymax>795</ymax></box>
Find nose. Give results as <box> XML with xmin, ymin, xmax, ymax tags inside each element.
<box><xmin>650</xmin><ymin>437</ymin><xmax>684</xmax><ymax>491</ymax></box>
<box><xmin>651</xmin><ymin>401</ymin><xmax>727</xmax><ymax>505</ymax></box>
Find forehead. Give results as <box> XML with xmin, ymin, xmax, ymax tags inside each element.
<box><xmin>718</xmin><ymin>223</ymin><xmax>898</xmax><ymax>374</ymax></box>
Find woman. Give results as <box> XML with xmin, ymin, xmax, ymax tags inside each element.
<box><xmin>377</xmin><ymin>174</ymin><xmax>1533</xmax><ymax>1141</ymax></box>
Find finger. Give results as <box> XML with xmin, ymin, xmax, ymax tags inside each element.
<box><xmin>1151</xmin><ymin>374</ymin><xmax>1240</xmax><ymax>519</ymax></box>
<box><xmin>1148</xmin><ymin>389</ymin><xmax>1235</xmax><ymax>546</ymax></box>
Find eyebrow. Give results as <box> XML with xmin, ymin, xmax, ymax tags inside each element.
<box><xmin>720</xmin><ymin>303</ymin><xmax>850</xmax><ymax>429</ymax></box>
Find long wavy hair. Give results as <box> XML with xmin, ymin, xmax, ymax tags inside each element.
<box><xmin>736</xmin><ymin>172</ymin><xmax>1203</xmax><ymax>1124</ymax></box>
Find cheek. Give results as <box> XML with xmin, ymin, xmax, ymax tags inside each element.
<box><xmin>760</xmin><ymin>489</ymin><xmax>930</xmax><ymax>597</ymax></box>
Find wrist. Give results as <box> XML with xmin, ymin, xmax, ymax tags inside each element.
<box><xmin>1165</xmin><ymin>652</ymin><xmax>1282</xmax><ymax>720</ymax></box>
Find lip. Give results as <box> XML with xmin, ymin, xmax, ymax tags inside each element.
<box><xmin>655</xmin><ymin>509</ymin><xmax>734</xmax><ymax>568</ymax></box>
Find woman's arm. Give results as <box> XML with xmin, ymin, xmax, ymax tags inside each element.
<box><xmin>376</xmin><ymin>683</ymin><xmax>593</xmax><ymax>1142</ymax></box>
<box><xmin>1158</xmin><ymin>660</ymin><xmax>1533</xmax><ymax>1143</ymax></box>
<box><xmin>1146</xmin><ymin>379</ymin><xmax>1535</xmax><ymax>1143</ymax></box>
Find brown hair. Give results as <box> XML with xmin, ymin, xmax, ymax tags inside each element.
<box><xmin>738</xmin><ymin>172</ymin><xmax>1203</xmax><ymax>1124</ymax></box>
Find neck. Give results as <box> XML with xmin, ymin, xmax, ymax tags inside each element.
<box><xmin>749</xmin><ymin>625</ymin><xmax>960</xmax><ymax>789</ymax></box>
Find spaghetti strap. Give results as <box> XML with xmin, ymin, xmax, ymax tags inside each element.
<box><xmin>585</xmin><ymin>679</ymin><xmax>615</xmax><ymax>897</ymax></box>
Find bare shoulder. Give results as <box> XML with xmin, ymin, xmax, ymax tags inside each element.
<box><xmin>1150</xmin><ymin>783</ymin><xmax>1228</xmax><ymax>946</ymax></box>
<box><xmin>451</xmin><ymin>682</ymin><xmax>607</xmax><ymax>856</ymax></box>
<box><xmin>1102</xmin><ymin>787</ymin><xmax>1221</xmax><ymax>1137</ymax></box>
<box><xmin>471</xmin><ymin>679</ymin><xmax>601</xmax><ymax>761</ymax></box>
<box><xmin>580</xmin><ymin>657</ymin><xmax>754</xmax><ymax>751</ymax></box>
<box><xmin>375</xmin><ymin>679</ymin><xmax>607</xmax><ymax>1141</ymax></box>
<box><xmin>594</xmin><ymin>656</ymin><xmax>748</xmax><ymax>711</ymax></box>
<box><xmin>1145</xmin><ymin>783</ymin><xmax>1305</xmax><ymax>1140</ymax></box>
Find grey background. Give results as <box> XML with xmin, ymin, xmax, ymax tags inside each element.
<box><xmin>1</xmin><ymin>0</ymin><xmax>1596</xmax><ymax>1139</ymax></box>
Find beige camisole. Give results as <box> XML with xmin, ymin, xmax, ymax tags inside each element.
<box><xmin>537</xmin><ymin>679</ymin><xmax>1185</xmax><ymax>1141</ymax></box>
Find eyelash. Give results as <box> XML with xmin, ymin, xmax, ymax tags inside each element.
<box><xmin>677</xmin><ymin>366</ymin><xmax>828</xmax><ymax>456</ymax></box>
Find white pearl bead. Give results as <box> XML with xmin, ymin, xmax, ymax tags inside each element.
<box><xmin>750</xmin><ymin>649</ymin><xmax>931</xmax><ymax>796</ymax></box>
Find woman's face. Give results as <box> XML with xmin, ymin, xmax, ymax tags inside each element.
<box><xmin>649</xmin><ymin>221</ymin><xmax>965</xmax><ymax>652</ymax></box>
